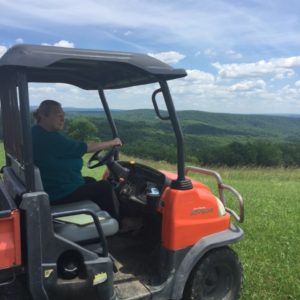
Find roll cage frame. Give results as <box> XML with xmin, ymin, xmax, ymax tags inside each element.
<box><xmin>0</xmin><ymin>44</ymin><xmax>192</xmax><ymax>192</ymax></box>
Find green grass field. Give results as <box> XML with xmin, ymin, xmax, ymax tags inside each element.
<box><xmin>1</xmin><ymin>149</ymin><xmax>299</xmax><ymax>299</ymax></box>
<box><xmin>83</xmin><ymin>155</ymin><xmax>300</xmax><ymax>300</ymax></box>
<box><xmin>211</xmin><ymin>167</ymin><xmax>300</xmax><ymax>300</ymax></box>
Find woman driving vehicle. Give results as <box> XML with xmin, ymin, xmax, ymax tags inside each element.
<box><xmin>31</xmin><ymin>99</ymin><xmax>122</xmax><ymax>218</ymax></box>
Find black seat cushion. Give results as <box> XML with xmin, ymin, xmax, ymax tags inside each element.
<box><xmin>51</xmin><ymin>200</ymin><xmax>119</xmax><ymax>243</ymax></box>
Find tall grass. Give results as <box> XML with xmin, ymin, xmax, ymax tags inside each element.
<box><xmin>1</xmin><ymin>149</ymin><xmax>299</xmax><ymax>299</ymax></box>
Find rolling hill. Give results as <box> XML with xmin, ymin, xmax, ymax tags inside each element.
<box><xmin>66</xmin><ymin>109</ymin><xmax>300</xmax><ymax>143</ymax></box>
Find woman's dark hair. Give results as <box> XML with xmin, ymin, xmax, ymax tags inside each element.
<box><xmin>33</xmin><ymin>100</ymin><xmax>62</xmax><ymax>123</ymax></box>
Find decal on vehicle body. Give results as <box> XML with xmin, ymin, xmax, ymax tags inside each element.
<box><xmin>192</xmin><ymin>207</ymin><xmax>213</xmax><ymax>215</ymax></box>
<box><xmin>93</xmin><ymin>272</ymin><xmax>108</xmax><ymax>285</ymax></box>
<box><xmin>44</xmin><ymin>269</ymin><xmax>54</xmax><ymax>278</ymax></box>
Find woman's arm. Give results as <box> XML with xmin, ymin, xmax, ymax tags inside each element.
<box><xmin>86</xmin><ymin>137</ymin><xmax>122</xmax><ymax>153</ymax></box>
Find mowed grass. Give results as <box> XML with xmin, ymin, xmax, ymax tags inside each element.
<box><xmin>1</xmin><ymin>148</ymin><xmax>299</xmax><ymax>299</ymax></box>
<box><xmin>212</xmin><ymin>167</ymin><xmax>300</xmax><ymax>300</ymax></box>
<box><xmin>83</xmin><ymin>154</ymin><xmax>300</xmax><ymax>300</ymax></box>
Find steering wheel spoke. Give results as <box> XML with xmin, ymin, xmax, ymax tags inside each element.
<box><xmin>87</xmin><ymin>147</ymin><xmax>117</xmax><ymax>169</ymax></box>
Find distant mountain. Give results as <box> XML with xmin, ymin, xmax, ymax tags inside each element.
<box><xmin>277</xmin><ymin>114</ymin><xmax>300</xmax><ymax>118</ymax></box>
<box><xmin>177</xmin><ymin>110</ymin><xmax>300</xmax><ymax>141</ymax></box>
<box><xmin>64</xmin><ymin>107</ymin><xmax>103</xmax><ymax>112</ymax></box>
<box><xmin>66</xmin><ymin>109</ymin><xmax>300</xmax><ymax>144</ymax></box>
<box><xmin>30</xmin><ymin>106</ymin><xmax>104</xmax><ymax>112</ymax></box>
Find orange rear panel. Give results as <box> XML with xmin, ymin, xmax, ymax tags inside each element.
<box><xmin>159</xmin><ymin>172</ymin><xmax>230</xmax><ymax>250</ymax></box>
<box><xmin>0</xmin><ymin>209</ymin><xmax>22</xmax><ymax>269</ymax></box>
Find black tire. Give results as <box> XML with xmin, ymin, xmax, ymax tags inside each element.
<box><xmin>183</xmin><ymin>247</ymin><xmax>243</xmax><ymax>300</ymax></box>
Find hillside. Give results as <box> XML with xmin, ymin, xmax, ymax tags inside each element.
<box><xmin>67</xmin><ymin>109</ymin><xmax>300</xmax><ymax>143</ymax></box>
<box><xmin>63</xmin><ymin>109</ymin><xmax>300</xmax><ymax>166</ymax></box>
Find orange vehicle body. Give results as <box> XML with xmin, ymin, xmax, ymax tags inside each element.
<box><xmin>0</xmin><ymin>209</ymin><xmax>22</xmax><ymax>269</ymax></box>
<box><xmin>159</xmin><ymin>171</ymin><xmax>230</xmax><ymax>251</ymax></box>
<box><xmin>0</xmin><ymin>174</ymin><xmax>229</xmax><ymax>264</ymax></box>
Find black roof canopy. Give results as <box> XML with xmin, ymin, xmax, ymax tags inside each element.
<box><xmin>0</xmin><ymin>44</ymin><xmax>187</xmax><ymax>89</ymax></box>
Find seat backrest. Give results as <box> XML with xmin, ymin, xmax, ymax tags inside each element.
<box><xmin>8</xmin><ymin>157</ymin><xmax>44</xmax><ymax>190</ymax></box>
<box><xmin>2</xmin><ymin>157</ymin><xmax>44</xmax><ymax>203</ymax></box>
<box><xmin>2</xmin><ymin>166</ymin><xmax>26</xmax><ymax>201</ymax></box>
<box><xmin>4</xmin><ymin>157</ymin><xmax>119</xmax><ymax>241</ymax></box>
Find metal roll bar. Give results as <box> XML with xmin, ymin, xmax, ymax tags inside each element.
<box><xmin>185</xmin><ymin>166</ymin><xmax>244</xmax><ymax>223</ymax></box>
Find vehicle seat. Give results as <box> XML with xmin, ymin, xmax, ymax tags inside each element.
<box><xmin>3</xmin><ymin>157</ymin><xmax>119</xmax><ymax>244</ymax></box>
<box><xmin>29</xmin><ymin>163</ymin><xmax>120</xmax><ymax>243</ymax></box>
<box><xmin>51</xmin><ymin>200</ymin><xmax>119</xmax><ymax>243</ymax></box>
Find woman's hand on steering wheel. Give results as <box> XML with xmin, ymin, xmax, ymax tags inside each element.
<box><xmin>87</xmin><ymin>137</ymin><xmax>122</xmax><ymax>169</ymax></box>
<box><xmin>87</xmin><ymin>146</ymin><xmax>118</xmax><ymax>169</ymax></box>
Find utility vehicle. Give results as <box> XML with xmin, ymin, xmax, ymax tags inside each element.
<box><xmin>0</xmin><ymin>44</ymin><xmax>244</xmax><ymax>300</ymax></box>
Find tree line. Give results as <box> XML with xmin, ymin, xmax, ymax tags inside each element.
<box><xmin>1</xmin><ymin>114</ymin><xmax>298</xmax><ymax>167</ymax></box>
<box><xmin>64</xmin><ymin>116</ymin><xmax>300</xmax><ymax>167</ymax></box>
<box><xmin>195</xmin><ymin>141</ymin><xmax>300</xmax><ymax>167</ymax></box>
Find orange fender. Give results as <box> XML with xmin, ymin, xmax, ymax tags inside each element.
<box><xmin>0</xmin><ymin>209</ymin><xmax>22</xmax><ymax>269</ymax></box>
<box><xmin>159</xmin><ymin>171</ymin><xmax>230</xmax><ymax>250</ymax></box>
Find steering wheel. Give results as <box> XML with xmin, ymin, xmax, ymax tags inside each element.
<box><xmin>87</xmin><ymin>147</ymin><xmax>117</xmax><ymax>169</ymax></box>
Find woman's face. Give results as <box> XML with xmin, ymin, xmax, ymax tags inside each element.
<box><xmin>42</xmin><ymin>105</ymin><xmax>65</xmax><ymax>131</ymax></box>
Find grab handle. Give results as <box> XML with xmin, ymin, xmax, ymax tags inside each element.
<box><xmin>152</xmin><ymin>88</ymin><xmax>170</xmax><ymax>120</ymax></box>
<box><xmin>185</xmin><ymin>166</ymin><xmax>244</xmax><ymax>223</ymax></box>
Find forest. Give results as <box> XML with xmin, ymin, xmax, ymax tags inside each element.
<box><xmin>62</xmin><ymin>109</ymin><xmax>300</xmax><ymax>167</ymax></box>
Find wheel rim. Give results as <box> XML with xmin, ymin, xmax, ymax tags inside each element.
<box><xmin>202</xmin><ymin>264</ymin><xmax>233</xmax><ymax>299</ymax></box>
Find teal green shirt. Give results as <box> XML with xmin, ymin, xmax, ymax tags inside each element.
<box><xmin>32</xmin><ymin>125</ymin><xmax>88</xmax><ymax>202</ymax></box>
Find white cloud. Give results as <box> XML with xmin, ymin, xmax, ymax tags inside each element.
<box><xmin>204</xmin><ymin>48</ymin><xmax>217</xmax><ymax>57</ymax></box>
<box><xmin>226</xmin><ymin>50</ymin><xmax>243</xmax><ymax>59</ymax></box>
<box><xmin>27</xmin><ymin>70</ymin><xmax>300</xmax><ymax>113</ymax></box>
<box><xmin>168</xmin><ymin>75</ymin><xmax>300</xmax><ymax>113</ymax></box>
<box><xmin>53</xmin><ymin>40</ymin><xmax>75</xmax><ymax>48</ymax></box>
<box><xmin>148</xmin><ymin>51</ymin><xmax>185</xmax><ymax>64</ymax></box>
<box><xmin>124</xmin><ymin>31</ymin><xmax>133</xmax><ymax>36</ymax></box>
<box><xmin>41</xmin><ymin>41</ymin><xmax>75</xmax><ymax>48</ymax></box>
<box><xmin>199</xmin><ymin>49</ymin><xmax>243</xmax><ymax>60</ymax></box>
<box><xmin>272</xmin><ymin>56</ymin><xmax>300</xmax><ymax>68</ymax></box>
<box><xmin>0</xmin><ymin>45</ymin><xmax>8</xmax><ymax>57</ymax></box>
<box><xmin>213</xmin><ymin>56</ymin><xmax>300</xmax><ymax>79</ymax></box>
<box><xmin>169</xmin><ymin>69</ymin><xmax>216</xmax><ymax>96</ymax></box>
<box><xmin>1</xmin><ymin>2</ymin><xmax>300</xmax><ymax>113</ymax></box>
<box><xmin>15</xmin><ymin>38</ymin><xmax>24</xmax><ymax>44</ymax></box>
<box><xmin>230</xmin><ymin>79</ymin><xmax>266</xmax><ymax>92</ymax></box>
<box><xmin>29</xmin><ymin>83</ymin><xmax>100</xmax><ymax>108</ymax></box>
<box><xmin>186</xmin><ymin>69</ymin><xmax>215</xmax><ymax>84</ymax></box>
<box><xmin>1</xmin><ymin>1</ymin><xmax>300</xmax><ymax>55</ymax></box>
<box><xmin>29</xmin><ymin>86</ymin><xmax>57</xmax><ymax>94</ymax></box>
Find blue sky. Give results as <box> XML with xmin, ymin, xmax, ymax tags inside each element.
<box><xmin>1</xmin><ymin>0</ymin><xmax>300</xmax><ymax>114</ymax></box>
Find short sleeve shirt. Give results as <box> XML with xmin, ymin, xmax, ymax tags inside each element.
<box><xmin>32</xmin><ymin>125</ymin><xmax>88</xmax><ymax>202</ymax></box>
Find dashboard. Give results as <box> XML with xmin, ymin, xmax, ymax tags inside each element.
<box><xmin>114</xmin><ymin>161</ymin><xmax>170</xmax><ymax>207</ymax></box>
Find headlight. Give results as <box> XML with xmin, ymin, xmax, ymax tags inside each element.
<box><xmin>215</xmin><ymin>196</ymin><xmax>226</xmax><ymax>216</ymax></box>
